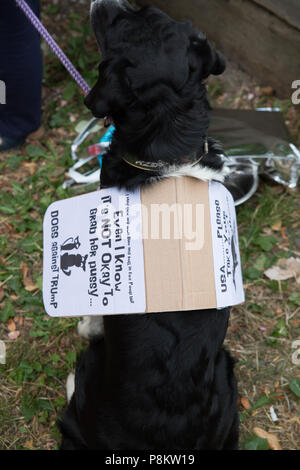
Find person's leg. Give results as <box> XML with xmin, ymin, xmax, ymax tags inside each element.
<box><xmin>0</xmin><ymin>0</ymin><xmax>42</xmax><ymax>147</ymax></box>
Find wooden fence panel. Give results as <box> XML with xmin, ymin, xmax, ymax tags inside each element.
<box><xmin>137</xmin><ymin>0</ymin><xmax>300</xmax><ymax>97</ymax></box>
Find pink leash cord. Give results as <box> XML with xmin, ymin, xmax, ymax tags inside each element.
<box><xmin>15</xmin><ymin>0</ymin><xmax>91</xmax><ymax>96</ymax></box>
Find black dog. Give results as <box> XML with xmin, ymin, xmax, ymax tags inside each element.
<box><xmin>59</xmin><ymin>0</ymin><xmax>239</xmax><ymax>450</ymax></box>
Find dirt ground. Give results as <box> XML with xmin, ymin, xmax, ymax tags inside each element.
<box><xmin>0</xmin><ymin>0</ymin><xmax>299</xmax><ymax>450</ymax></box>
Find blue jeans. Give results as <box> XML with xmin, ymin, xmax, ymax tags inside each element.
<box><xmin>0</xmin><ymin>0</ymin><xmax>42</xmax><ymax>140</ymax></box>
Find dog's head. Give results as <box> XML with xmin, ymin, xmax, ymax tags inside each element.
<box><xmin>85</xmin><ymin>0</ymin><xmax>226</xmax><ymax>164</ymax></box>
<box><xmin>85</xmin><ymin>0</ymin><xmax>225</xmax><ymax>120</ymax></box>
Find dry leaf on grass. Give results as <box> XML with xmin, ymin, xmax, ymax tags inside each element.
<box><xmin>20</xmin><ymin>262</ymin><xmax>38</xmax><ymax>292</ymax></box>
<box><xmin>24</xmin><ymin>440</ymin><xmax>34</xmax><ymax>450</ymax></box>
<box><xmin>241</xmin><ymin>397</ymin><xmax>251</xmax><ymax>410</ymax></box>
<box><xmin>8</xmin><ymin>330</ymin><xmax>20</xmax><ymax>340</ymax></box>
<box><xmin>264</xmin><ymin>257</ymin><xmax>300</xmax><ymax>283</ymax></box>
<box><xmin>14</xmin><ymin>316</ymin><xmax>24</xmax><ymax>326</ymax></box>
<box><xmin>23</xmin><ymin>162</ymin><xmax>37</xmax><ymax>175</ymax></box>
<box><xmin>259</xmin><ymin>86</ymin><xmax>275</xmax><ymax>96</ymax></box>
<box><xmin>0</xmin><ymin>285</ymin><xmax>5</xmax><ymax>302</ymax></box>
<box><xmin>253</xmin><ymin>427</ymin><xmax>282</xmax><ymax>450</ymax></box>
<box><xmin>26</xmin><ymin>126</ymin><xmax>45</xmax><ymax>141</ymax></box>
<box><xmin>15</xmin><ymin>387</ymin><xmax>23</xmax><ymax>399</ymax></box>
<box><xmin>21</xmin><ymin>262</ymin><xmax>28</xmax><ymax>280</ymax></box>
<box><xmin>271</xmin><ymin>221</ymin><xmax>282</xmax><ymax>232</ymax></box>
<box><xmin>7</xmin><ymin>319</ymin><xmax>16</xmax><ymax>332</ymax></box>
<box><xmin>24</xmin><ymin>282</ymin><xmax>38</xmax><ymax>292</ymax></box>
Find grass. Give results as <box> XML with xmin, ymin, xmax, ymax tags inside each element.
<box><xmin>229</xmin><ymin>185</ymin><xmax>300</xmax><ymax>450</ymax></box>
<box><xmin>0</xmin><ymin>0</ymin><xmax>299</xmax><ymax>450</ymax></box>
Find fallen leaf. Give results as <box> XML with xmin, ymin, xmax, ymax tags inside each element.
<box><xmin>264</xmin><ymin>257</ymin><xmax>300</xmax><ymax>283</ymax></box>
<box><xmin>263</xmin><ymin>228</ymin><xmax>273</xmax><ymax>236</ymax></box>
<box><xmin>259</xmin><ymin>86</ymin><xmax>275</xmax><ymax>96</ymax></box>
<box><xmin>241</xmin><ymin>397</ymin><xmax>251</xmax><ymax>410</ymax></box>
<box><xmin>7</xmin><ymin>319</ymin><xmax>16</xmax><ymax>332</ymax></box>
<box><xmin>14</xmin><ymin>316</ymin><xmax>24</xmax><ymax>326</ymax></box>
<box><xmin>24</xmin><ymin>282</ymin><xmax>38</xmax><ymax>292</ymax></box>
<box><xmin>253</xmin><ymin>427</ymin><xmax>282</xmax><ymax>450</ymax></box>
<box><xmin>24</xmin><ymin>440</ymin><xmax>34</xmax><ymax>450</ymax></box>
<box><xmin>279</xmin><ymin>242</ymin><xmax>290</xmax><ymax>249</ymax></box>
<box><xmin>21</xmin><ymin>262</ymin><xmax>28</xmax><ymax>280</ymax></box>
<box><xmin>23</xmin><ymin>162</ymin><xmax>37</xmax><ymax>175</ymax></box>
<box><xmin>26</xmin><ymin>126</ymin><xmax>45</xmax><ymax>141</ymax></box>
<box><xmin>4</xmin><ymin>222</ymin><xmax>13</xmax><ymax>231</ymax></box>
<box><xmin>280</xmin><ymin>227</ymin><xmax>289</xmax><ymax>240</ymax></box>
<box><xmin>271</xmin><ymin>221</ymin><xmax>282</xmax><ymax>232</ymax></box>
<box><xmin>20</xmin><ymin>262</ymin><xmax>38</xmax><ymax>292</ymax></box>
<box><xmin>8</xmin><ymin>330</ymin><xmax>20</xmax><ymax>340</ymax></box>
<box><xmin>0</xmin><ymin>285</ymin><xmax>5</xmax><ymax>302</ymax></box>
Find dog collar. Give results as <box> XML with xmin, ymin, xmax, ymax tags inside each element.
<box><xmin>122</xmin><ymin>138</ymin><xmax>209</xmax><ymax>172</ymax></box>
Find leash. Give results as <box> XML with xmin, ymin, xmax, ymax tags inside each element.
<box><xmin>14</xmin><ymin>0</ymin><xmax>91</xmax><ymax>96</ymax></box>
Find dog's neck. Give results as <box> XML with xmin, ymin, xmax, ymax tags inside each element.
<box><xmin>100</xmin><ymin>90</ymin><xmax>228</xmax><ymax>189</ymax></box>
<box><xmin>121</xmin><ymin>137</ymin><xmax>209</xmax><ymax>172</ymax></box>
<box><xmin>100</xmin><ymin>136</ymin><xmax>228</xmax><ymax>190</ymax></box>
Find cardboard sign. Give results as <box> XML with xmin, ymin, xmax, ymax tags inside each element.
<box><xmin>43</xmin><ymin>177</ymin><xmax>244</xmax><ymax>317</ymax></box>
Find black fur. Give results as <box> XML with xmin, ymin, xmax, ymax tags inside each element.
<box><xmin>59</xmin><ymin>0</ymin><xmax>239</xmax><ymax>450</ymax></box>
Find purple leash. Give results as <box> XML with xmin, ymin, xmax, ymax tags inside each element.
<box><xmin>15</xmin><ymin>0</ymin><xmax>91</xmax><ymax>96</ymax></box>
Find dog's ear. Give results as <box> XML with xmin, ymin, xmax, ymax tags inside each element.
<box><xmin>190</xmin><ymin>34</ymin><xmax>226</xmax><ymax>79</ymax></box>
<box><xmin>84</xmin><ymin>61</ymin><xmax>116</xmax><ymax>118</ymax></box>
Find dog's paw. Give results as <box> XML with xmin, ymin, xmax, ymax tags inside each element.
<box><xmin>66</xmin><ymin>372</ymin><xmax>75</xmax><ymax>403</ymax></box>
<box><xmin>77</xmin><ymin>316</ymin><xmax>104</xmax><ymax>340</ymax></box>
